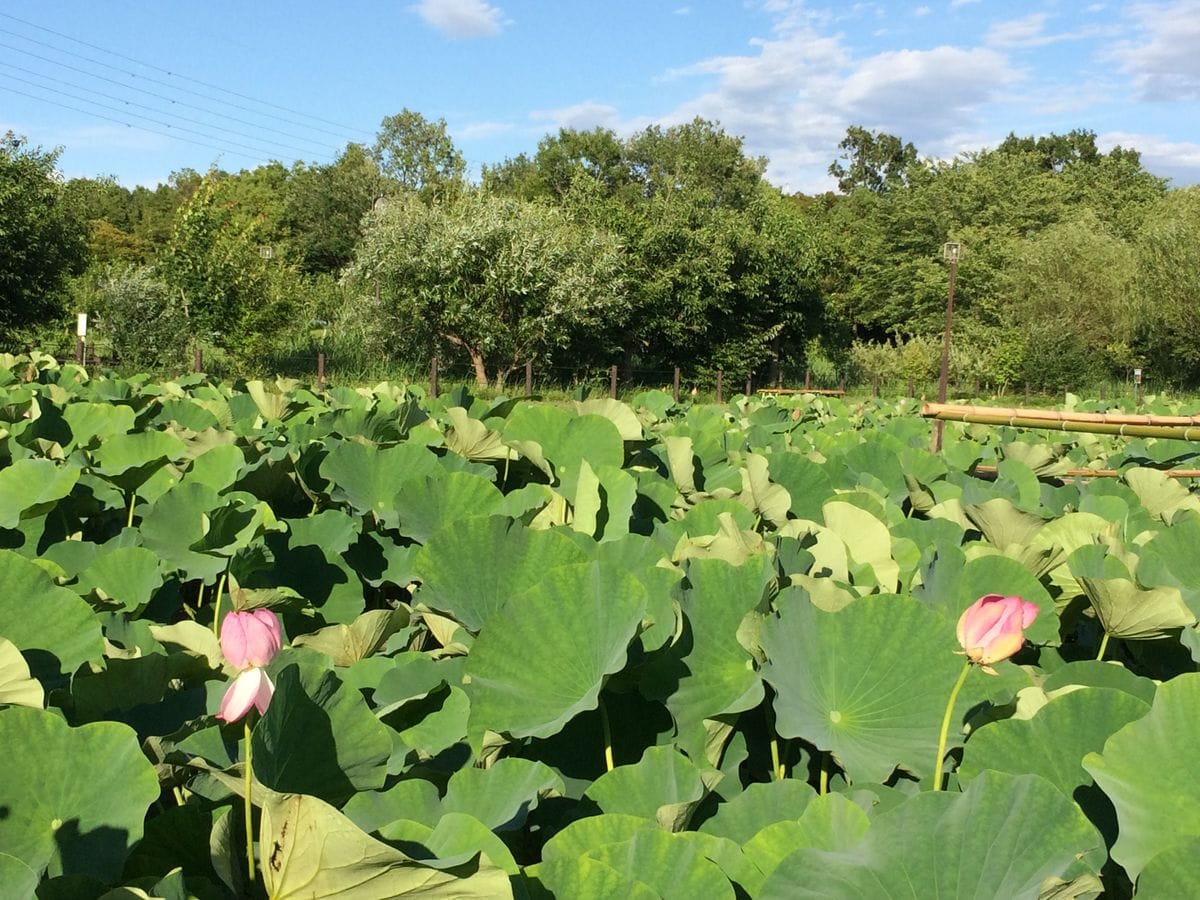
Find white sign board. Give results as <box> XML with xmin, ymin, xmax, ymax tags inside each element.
<box><xmin>76</xmin><ymin>313</ymin><xmax>88</xmax><ymax>337</ymax></box>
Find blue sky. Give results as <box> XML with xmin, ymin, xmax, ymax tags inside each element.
<box><xmin>2</xmin><ymin>0</ymin><xmax>1199</xmax><ymax>192</ymax></box>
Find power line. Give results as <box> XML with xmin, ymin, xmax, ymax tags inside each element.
<box><xmin>0</xmin><ymin>82</ymin><xmax>265</xmax><ymax>165</ymax></box>
<box><xmin>0</xmin><ymin>62</ymin><xmax>335</xmax><ymax>162</ymax></box>
<box><xmin>0</xmin><ymin>10</ymin><xmax>374</xmax><ymax>138</ymax></box>
<box><xmin>0</xmin><ymin>73</ymin><xmax>313</xmax><ymax>162</ymax></box>
<box><xmin>0</xmin><ymin>23</ymin><xmax>371</xmax><ymax>144</ymax></box>
<box><xmin>0</xmin><ymin>42</ymin><xmax>340</xmax><ymax>156</ymax></box>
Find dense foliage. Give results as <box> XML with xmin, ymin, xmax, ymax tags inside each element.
<box><xmin>2</xmin><ymin>114</ymin><xmax>1198</xmax><ymax>389</ymax></box>
<box><xmin>3</xmin><ymin>356</ymin><xmax>1200</xmax><ymax>896</ymax></box>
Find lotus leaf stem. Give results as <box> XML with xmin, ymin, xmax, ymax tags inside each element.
<box><xmin>126</xmin><ymin>492</ymin><xmax>136</xmax><ymax>529</ymax></box>
<box><xmin>598</xmin><ymin>697</ymin><xmax>614</xmax><ymax>772</ymax></box>
<box><xmin>769</xmin><ymin>737</ymin><xmax>782</xmax><ymax>781</ymax></box>
<box><xmin>211</xmin><ymin>571</ymin><xmax>228</xmax><ymax>638</ymax></box>
<box><xmin>1096</xmin><ymin>631</ymin><xmax>1110</xmax><ymax>661</ymax></box>
<box><xmin>932</xmin><ymin>660</ymin><xmax>972</xmax><ymax>792</ymax></box>
<box><xmin>244</xmin><ymin>720</ymin><xmax>256</xmax><ymax>883</ymax></box>
<box><xmin>819</xmin><ymin>755</ymin><xmax>828</xmax><ymax>794</ymax></box>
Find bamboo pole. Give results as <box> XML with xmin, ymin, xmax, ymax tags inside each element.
<box><xmin>922</xmin><ymin>406</ymin><xmax>1200</xmax><ymax>442</ymax></box>
<box><xmin>972</xmin><ymin>465</ymin><xmax>1200</xmax><ymax>480</ymax></box>
<box><xmin>922</xmin><ymin>402</ymin><xmax>1200</xmax><ymax>427</ymax></box>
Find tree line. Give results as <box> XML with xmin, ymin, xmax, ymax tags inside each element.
<box><xmin>2</xmin><ymin>114</ymin><xmax>1197</xmax><ymax>390</ymax></box>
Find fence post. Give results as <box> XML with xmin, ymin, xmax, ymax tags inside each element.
<box><xmin>1024</xmin><ymin>382</ymin><xmax>1030</xmax><ymax>404</ymax></box>
<box><xmin>872</xmin><ymin>374</ymin><xmax>880</xmax><ymax>398</ymax></box>
<box><xmin>430</xmin><ymin>356</ymin><xmax>439</xmax><ymax>399</ymax></box>
<box><xmin>75</xmin><ymin>338</ymin><xmax>84</xmax><ymax>365</ymax></box>
<box><xmin>317</xmin><ymin>352</ymin><xmax>326</xmax><ymax>391</ymax></box>
<box><xmin>716</xmin><ymin>369</ymin><xmax>724</xmax><ymax>404</ymax></box>
<box><xmin>609</xmin><ymin>364</ymin><xmax>618</xmax><ymax>399</ymax></box>
<box><xmin>804</xmin><ymin>369</ymin><xmax>811</xmax><ymax>390</ymax></box>
<box><xmin>907</xmin><ymin>378</ymin><xmax>914</xmax><ymax>399</ymax></box>
<box><xmin>673</xmin><ymin>367</ymin><xmax>681</xmax><ymax>403</ymax></box>
<box><xmin>193</xmin><ymin>348</ymin><xmax>203</xmax><ymax>374</ymax></box>
<box><xmin>745</xmin><ymin>374</ymin><xmax>752</xmax><ymax>397</ymax></box>
<box><xmin>525</xmin><ymin>360</ymin><xmax>533</xmax><ymax>397</ymax></box>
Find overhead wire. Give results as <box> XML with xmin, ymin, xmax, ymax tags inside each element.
<box><xmin>0</xmin><ymin>10</ymin><xmax>373</xmax><ymax>139</ymax></box>
<box><xmin>0</xmin><ymin>61</ymin><xmax>336</xmax><ymax>161</ymax></box>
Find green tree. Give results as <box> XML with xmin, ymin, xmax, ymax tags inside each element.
<box><xmin>344</xmin><ymin>190</ymin><xmax>625</xmax><ymax>388</ymax></box>
<box><xmin>828</xmin><ymin>126</ymin><xmax>920</xmax><ymax>194</ymax></box>
<box><xmin>0</xmin><ymin>134</ymin><xmax>88</xmax><ymax>341</ymax></box>
<box><xmin>372</xmin><ymin>109</ymin><xmax>465</xmax><ymax>201</ymax></box>
<box><xmin>93</xmin><ymin>267</ymin><xmax>190</xmax><ymax>370</ymax></box>
<box><xmin>283</xmin><ymin>144</ymin><xmax>378</xmax><ymax>274</ymax></box>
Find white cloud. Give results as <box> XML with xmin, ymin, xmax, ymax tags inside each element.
<box><xmin>411</xmin><ymin>0</ymin><xmax>506</xmax><ymax>39</ymax></box>
<box><xmin>915</xmin><ymin>6</ymin><xmax>932</xmax><ymax>16</ymax></box>
<box><xmin>528</xmin><ymin>101</ymin><xmax>644</xmax><ymax>134</ymax></box>
<box><xmin>1110</xmin><ymin>1</ymin><xmax>1200</xmax><ymax>99</ymax></box>
<box><xmin>1099</xmin><ymin>130</ymin><xmax>1200</xmax><ymax>184</ymax></box>
<box><xmin>949</xmin><ymin>0</ymin><xmax>980</xmax><ymax>7</ymax></box>
<box><xmin>674</xmin><ymin>6</ymin><xmax>692</xmax><ymax>15</ymax></box>
<box><xmin>986</xmin><ymin>14</ymin><xmax>1049</xmax><ymax>47</ymax></box>
<box><xmin>455</xmin><ymin>120</ymin><xmax>518</xmax><ymax>140</ymax></box>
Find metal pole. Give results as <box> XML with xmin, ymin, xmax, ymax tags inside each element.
<box><xmin>430</xmin><ymin>356</ymin><xmax>439</xmax><ymax>398</ymax></box>
<box><xmin>673</xmin><ymin>367</ymin><xmax>680</xmax><ymax>403</ymax></box>
<box><xmin>932</xmin><ymin>255</ymin><xmax>958</xmax><ymax>452</ymax></box>
<box><xmin>609</xmin><ymin>364</ymin><xmax>617</xmax><ymax>399</ymax></box>
<box><xmin>716</xmin><ymin>369</ymin><xmax>723</xmax><ymax>403</ymax></box>
<box><xmin>317</xmin><ymin>352</ymin><xmax>326</xmax><ymax>391</ymax></box>
<box><xmin>525</xmin><ymin>360</ymin><xmax>533</xmax><ymax>397</ymax></box>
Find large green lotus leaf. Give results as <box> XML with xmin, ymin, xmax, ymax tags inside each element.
<box><xmin>465</xmin><ymin>561</ymin><xmax>647</xmax><ymax>745</ymax></box>
<box><xmin>760</xmin><ymin>593</ymin><xmax>968</xmax><ymax>784</ymax></box>
<box><xmin>502</xmin><ymin>405</ymin><xmax>624</xmax><ymax>497</ymax></box>
<box><xmin>964</xmin><ymin>497</ymin><xmax>1060</xmax><ymax>574</ymax></box>
<box><xmin>1124</xmin><ymin>467</ymin><xmax>1200</xmax><ymax>522</ymax></box>
<box><xmin>1136</xmin><ymin>835</ymin><xmax>1200</xmax><ymax>898</ymax></box>
<box><xmin>643</xmin><ymin>556</ymin><xmax>769</xmax><ymax>762</ymax></box>
<box><xmin>0</xmin><ymin>706</ymin><xmax>160</xmax><ymax>881</ymax></box>
<box><xmin>392</xmin><ymin>470</ymin><xmax>503</xmax><ymax>543</ymax></box>
<box><xmin>574</xmin><ymin>398</ymin><xmax>644</xmax><ymax>441</ymax></box>
<box><xmin>586</xmin><ymin>827</ymin><xmax>735</xmax><ymax>900</ymax></box>
<box><xmin>1083</xmin><ymin>673</ymin><xmax>1200</xmax><ymax>878</ymax></box>
<box><xmin>392</xmin><ymin>685</ymin><xmax>470</xmax><ymax>762</ymax></box>
<box><xmin>925</xmin><ymin>552</ymin><xmax>1057</xmax><ymax>645</ymax></box>
<box><xmin>253</xmin><ymin>662</ymin><xmax>392</xmax><ymax>806</ymax></box>
<box><xmin>0</xmin><ymin>634</ymin><xmax>44</xmax><ymax>707</ymax></box>
<box><xmin>673</xmin><ymin>497</ymin><xmax>757</xmax><ymax>537</ymax></box>
<box><xmin>571</xmin><ymin>461</ymin><xmax>638</xmax><ymax>543</ymax></box>
<box><xmin>1068</xmin><ymin>544</ymin><xmax>1195</xmax><ymax>639</ymax></box>
<box><xmin>292</xmin><ymin>609</ymin><xmax>409</xmax><ymax>667</ymax></box>
<box><xmin>699</xmin><ymin>780</ymin><xmax>815</xmax><ymax>844</ymax></box>
<box><xmin>768</xmin><ymin>453</ymin><xmax>834</xmax><ymax>522</ymax></box>
<box><xmin>533</xmin><ymin>856</ymin><xmax>658</xmax><ymax>900</ymax></box>
<box><xmin>743</xmin><ymin>793</ymin><xmax>871</xmax><ymax>888</ymax></box>
<box><xmin>260</xmin><ymin>519</ymin><xmax>365</xmax><ymax>626</ymax></box>
<box><xmin>89</xmin><ymin>430</ymin><xmax>187</xmax><ymax>491</ymax></box>
<box><xmin>343</xmin><ymin>779</ymin><xmax>444</xmax><ymax>834</ymax></box>
<box><xmin>821</xmin><ymin>500</ymin><xmax>898</xmax><ymax>591</ymax></box>
<box><xmin>260</xmin><ymin>793</ymin><xmax>512</xmax><ymax>899</ymax></box>
<box><xmin>0</xmin><ymin>853</ymin><xmax>38</xmax><ymax>898</ymax></box>
<box><xmin>404</xmin><ymin>812</ymin><xmax>520</xmax><ymax>875</ymax></box>
<box><xmin>995</xmin><ymin>458</ymin><xmax>1042</xmax><ymax>509</ymax></box>
<box><xmin>441</xmin><ymin>407</ymin><xmax>511</xmax><ymax>462</ymax></box>
<box><xmin>1040</xmin><ymin>660</ymin><xmax>1157</xmax><ymax>705</ymax></box>
<box><xmin>1136</xmin><ymin>517</ymin><xmax>1200</xmax><ymax>616</ymax></box>
<box><xmin>0</xmin><ymin>458</ymin><xmax>79</xmax><ymax>528</ymax></box>
<box><xmin>320</xmin><ymin>440</ymin><xmax>442</xmax><ymax>529</ymax></box>
<box><xmin>737</xmin><ymin>453</ymin><xmax>791</xmax><ymax>527</ymax></box>
<box><xmin>62</xmin><ymin>400</ymin><xmax>135</xmax><ymax>450</ymax></box>
<box><xmin>661</xmin><ymin>434</ymin><xmax>698</xmax><ymax>494</ymax></box>
<box><xmin>759</xmin><ymin>772</ymin><xmax>1104</xmax><ymax>899</ymax></box>
<box><xmin>584</xmin><ymin>745</ymin><xmax>708</xmax><ymax>828</ymax></box>
<box><xmin>0</xmin><ymin>549</ymin><xmax>103</xmax><ymax>686</ymax></box>
<box><xmin>412</xmin><ymin>515</ymin><xmax>588</xmax><ymax>632</ymax></box>
<box><xmin>959</xmin><ymin>687</ymin><xmax>1150</xmax><ymax>842</ymax></box>
<box><xmin>442</xmin><ymin>758</ymin><xmax>564</xmax><ymax>831</ymax></box>
<box><xmin>74</xmin><ymin>545</ymin><xmax>163</xmax><ymax>612</ymax></box>
<box><xmin>184</xmin><ymin>443</ymin><xmax>246</xmax><ymax>492</ymax></box>
<box><xmin>592</xmin><ymin>532</ymin><xmax>680</xmax><ymax>652</ymax></box>
<box><xmin>138</xmin><ymin>481</ymin><xmax>227</xmax><ymax>582</ymax></box>
<box><xmin>540</xmin><ymin>813</ymin><xmax>657</xmax><ymax>862</ymax></box>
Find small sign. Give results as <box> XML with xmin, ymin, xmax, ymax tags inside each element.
<box><xmin>76</xmin><ymin>313</ymin><xmax>88</xmax><ymax>337</ymax></box>
<box><xmin>1134</xmin><ymin>368</ymin><xmax>1143</xmax><ymax>384</ymax></box>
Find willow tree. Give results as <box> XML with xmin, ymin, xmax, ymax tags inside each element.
<box><xmin>346</xmin><ymin>190</ymin><xmax>625</xmax><ymax>389</ymax></box>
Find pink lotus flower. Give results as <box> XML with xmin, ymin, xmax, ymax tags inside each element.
<box><xmin>218</xmin><ymin>666</ymin><xmax>276</xmax><ymax>722</ymax></box>
<box><xmin>956</xmin><ymin>594</ymin><xmax>1038</xmax><ymax>674</ymax></box>
<box><xmin>220</xmin><ymin>609</ymin><xmax>282</xmax><ymax>670</ymax></box>
<box><xmin>216</xmin><ymin>609</ymin><xmax>282</xmax><ymax>722</ymax></box>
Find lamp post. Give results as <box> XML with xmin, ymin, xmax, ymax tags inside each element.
<box><xmin>931</xmin><ymin>242</ymin><xmax>961</xmax><ymax>452</ymax></box>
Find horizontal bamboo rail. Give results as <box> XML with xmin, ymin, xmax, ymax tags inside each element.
<box><xmin>921</xmin><ymin>404</ymin><xmax>1200</xmax><ymax>442</ymax></box>
<box><xmin>923</xmin><ymin>402</ymin><xmax>1200</xmax><ymax>427</ymax></box>
<box><xmin>972</xmin><ymin>465</ymin><xmax>1200</xmax><ymax>480</ymax></box>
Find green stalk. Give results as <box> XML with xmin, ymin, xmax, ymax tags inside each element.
<box><xmin>196</xmin><ymin>581</ymin><xmax>206</xmax><ymax>611</ymax></box>
<box><xmin>932</xmin><ymin>661</ymin><xmax>972</xmax><ymax>792</ymax></box>
<box><xmin>598</xmin><ymin>697</ymin><xmax>614</xmax><ymax>772</ymax></box>
<box><xmin>769</xmin><ymin>736</ymin><xmax>782</xmax><ymax>782</ymax></box>
<box><xmin>244</xmin><ymin>720</ymin><xmax>256</xmax><ymax>883</ymax></box>
<box><xmin>211</xmin><ymin>570</ymin><xmax>228</xmax><ymax>638</ymax></box>
<box><xmin>1096</xmin><ymin>631</ymin><xmax>1111</xmax><ymax>661</ymax></box>
<box><xmin>126</xmin><ymin>492</ymin><xmax>136</xmax><ymax>529</ymax></box>
<box><xmin>819</xmin><ymin>755</ymin><xmax>829</xmax><ymax>795</ymax></box>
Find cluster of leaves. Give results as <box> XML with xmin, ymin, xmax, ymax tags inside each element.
<box><xmin>2</xmin><ymin>354</ymin><xmax>1200</xmax><ymax>897</ymax></box>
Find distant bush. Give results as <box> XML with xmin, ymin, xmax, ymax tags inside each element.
<box><xmin>95</xmin><ymin>267</ymin><xmax>189</xmax><ymax>371</ymax></box>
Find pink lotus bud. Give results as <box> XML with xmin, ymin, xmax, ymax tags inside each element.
<box><xmin>219</xmin><ymin>609</ymin><xmax>282</xmax><ymax>670</ymax></box>
<box><xmin>217</xmin><ymin>666</ymin><xmax>275</xmax><ymax>722</ymax></box>
<box><xmin>956</xmin><ymin>594</ymin><xmax>1038</xmax><ymax>672</ymax></box>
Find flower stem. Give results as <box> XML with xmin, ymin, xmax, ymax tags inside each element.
<box><xmin>819</xmin><ymin>754</ymin><xmax>829</xmax><ymax>795</ymax></box>
<box><xmin>244</xmin><ymin>719</ymin><xmax>255</xmax><ymax>883</ymax></box>
<box><xmin>126</xmin><ymin>492</ymin><xmax>136</xmax><ymax>529</ymax></box>
<box><xmin>1096</xmin><ymin>631</ymin><xmax>1110</xmax><ymax>661</ymax></box>
<box><xmin>932</xmin><ymin>660</ymin><xmax>972</xmax><ymax>792</ymax></box>
<box><xmin>598</xmin><ymin>696</ymin><xmax>614</xmax><ymax>772</ymax></box>
<box><xmin>211</xmin><ymin>571</ymin><xmax>228</xmax><ymax>638</ymax></box>
<box><xmin>769</xmin><ymin>736</ymin><xmax>782</xmax><ymax>781</ymax></box>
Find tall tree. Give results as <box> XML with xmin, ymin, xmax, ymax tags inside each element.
<box><xmin>372</xmin><ymin>109</ymin><xmax>465</xmax><ymax>201</ymax></box>
<box><xmin>0</xmin><ymin>133</ymin><xmax>88</xmax><ymax>341</ymax></box>
<box><xmin>345</xmin><ymin>190</ymin><xmax>625</xmax><ymax>388</ymax></box>
<box><xmin>828</xmin><ymin>126</ymin><xmax>920</xmax><ymax>194</ymax></box>
<box><xmin>283</xmin><ymin>144</ymin><xmax>378</xmax><ymax>274</ymax></box>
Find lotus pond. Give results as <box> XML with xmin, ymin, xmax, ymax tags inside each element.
<box><xmin>2</xmin><ymin>351</ymin><xmax>1200</xmax><ymax>898</ymax></box>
